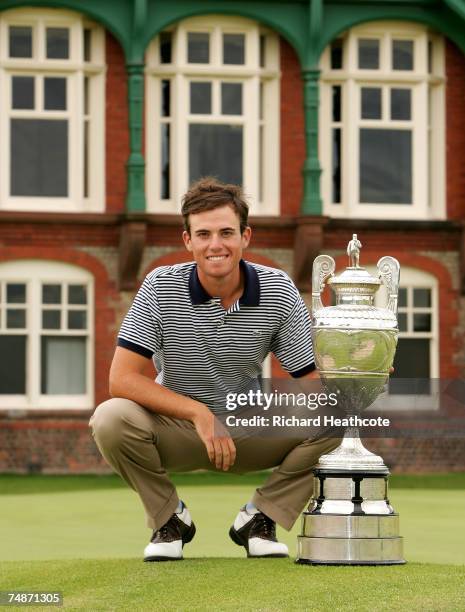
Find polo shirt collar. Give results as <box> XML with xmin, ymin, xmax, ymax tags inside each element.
<box><xmin>189</xmin><ymin>259</ymin><xmax>260</xmax><ymax>306</ymax></box>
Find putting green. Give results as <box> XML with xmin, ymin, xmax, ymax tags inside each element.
<box><xmin>0</xmin><ymin>475</ymin><xmax>464</xmax><ymax>564</ymax></box>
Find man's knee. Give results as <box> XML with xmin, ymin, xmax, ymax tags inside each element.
<box><xmin>89</xmin><ymin>398</ymin><xmax>145</xmax><ymax>450</ymax></box>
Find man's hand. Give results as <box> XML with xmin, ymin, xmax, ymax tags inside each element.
<box><xmin>192</xmin><ymin>407</ymin><xmax>236</xmax><ymax>471</ymax></box>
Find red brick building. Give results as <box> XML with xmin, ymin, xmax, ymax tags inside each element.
<box><xmin>0</xmin><ymin>2</ymin><xmax>464</xmax><ymax>473</ymax></box>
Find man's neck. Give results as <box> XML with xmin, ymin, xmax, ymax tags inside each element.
<box><xmin>198</xmin><ymin>266</ymin><xmax>244</xmax><ymax>310</ymax></box>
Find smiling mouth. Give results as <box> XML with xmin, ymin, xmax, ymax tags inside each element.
<box><xmin>207</xmin><ymin>255</ymin><xmax>228</xmax><ymax>261</ymax></box>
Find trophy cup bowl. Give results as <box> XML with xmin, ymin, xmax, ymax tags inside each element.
<box><xmin>296</xmin><ymin>237</ymin><xmax>406</xmax><ymax>565</ymax></box>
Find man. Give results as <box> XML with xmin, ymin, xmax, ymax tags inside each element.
<box><xmin>90</xmin><ymin>178</ymin><xmax>339</xmax><ymax>562</ymax></box>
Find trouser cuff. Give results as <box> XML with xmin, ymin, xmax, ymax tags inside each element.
<box><xmin>146</xmin><ymin>489</ymin><xmax>180</xmax><ymax>531</ymax></box>
<box><xmin>251</xmin><ymin>490</ymin><xmax>300</xmax><ymax>532</ymax></box>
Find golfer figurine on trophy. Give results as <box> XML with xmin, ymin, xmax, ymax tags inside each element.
<box><xmin>297</xmin><ymin>235</ymin><xmax>405</xmax><ymax>565</ymax></box>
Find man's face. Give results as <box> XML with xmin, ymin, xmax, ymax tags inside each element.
<box><xmin>182</xmin><ymin>205</ymin><xmax>251</xmax><ymax>281</ymax></box>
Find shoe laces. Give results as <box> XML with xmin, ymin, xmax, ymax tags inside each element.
<box><xmin>254</xmin><ymin>512</ymin><xmax>276</xmax><ymax>538</ymax></box>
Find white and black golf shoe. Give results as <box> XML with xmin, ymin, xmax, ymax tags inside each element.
<box><xmin>144</xmin><ymin>501</ymin><xmax>196</xmax><ymax>562</ymax></box>
<box><xmin>229</xmin><ymin>505</ymin><xmax>289</xmax><ymax>558</ymax></box>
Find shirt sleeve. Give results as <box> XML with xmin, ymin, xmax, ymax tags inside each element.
<box><xmin>271</xmin><ymin>284</ymin><xmax>315</xmax><ymax>378</ymax></box>
<box><xmin>117</xmin><ymin>276</ymin><xmax>162</xmax><ymax>359</ymax></box>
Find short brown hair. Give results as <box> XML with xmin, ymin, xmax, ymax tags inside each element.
<box><xmin>181</xmin><ymin>177</ymin><xmax>249</xmax><ymax>234</ymax></box>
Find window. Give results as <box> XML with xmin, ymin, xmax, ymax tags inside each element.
<box><xmin>373</xmin><ymin>266</ymin><xmax>438</xmax><ymax>406</ymax></box>
<box><xmin>146</xmin><ymin>16</ymin><xmax>280</xmax><ymax>215</ymax></box>
<box><xmin>320</xmin><ymin>22</ymin><xmax>445</xmax><ymax>220</ymax></box>
<box><xmin>0</xmin><ymin>260</ymin><xmax>94</xmax><ymax>409</ymax></box>
<box><xmin>0</xmin><ymin>8</ymin><xmax>105</xmax><ymax>212</ymax></box>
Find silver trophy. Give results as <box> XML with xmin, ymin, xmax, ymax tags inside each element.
<box><xmin>297</xmin><ymin>235</ymin><xmax>405</xmax><ymax>565</ymax></box>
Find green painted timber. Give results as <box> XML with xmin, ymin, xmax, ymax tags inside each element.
<box><xmin>0</xmin><ymin>0</ymin><xmax>464</xmax><ymax>214</ymax></box>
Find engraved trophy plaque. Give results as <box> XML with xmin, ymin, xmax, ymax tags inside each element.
<box><xmin>296</xmin><ymin>235</ymin><xmax>405</xmax><ymax>565</ymax></box>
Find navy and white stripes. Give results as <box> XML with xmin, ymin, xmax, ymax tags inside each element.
<box><xmin>118</xmin><ymin>260</ymin><xmax>315</xmax><ymax>412</ymax></box>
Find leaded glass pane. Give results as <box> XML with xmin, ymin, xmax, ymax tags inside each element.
<box><xmin>221</xmin><ymin>83</ymin><xmax>242</xmax><ymax>115</ymax></box>
<box><xmin>187</xmin><ymin>33</ymin><xmax>209</xmax><ymax>63</ymax></box>
<box><xmin>46</xmin><ymin>28</ymin><xmax>69</xmax><ymax>59</ymax></box>
<box><xmin>0</xmin><ymin>335</ymin><xmax>26</xmax><ymax>393</ymax></box>
<box><xmin>42</xmin><ymin>284</ymin><xmax>61</xmax><ymax>304</ymax></box>
<box><xmin>332</xmin><ymin>86</ymin><xmax>341</xmax><ymax>122</ymax></box>
<box><xmin>161</xmin><ymin>124</ymin><xmax>170</xmax><ymax>199</ymax></box>
<box><xmin>331</xmin><ymin>39</ymin><xmax>343</xmax><ymax>69</ymax></box>
<box><xmin>11</xmin><ymin>119</ymin><xmax>68</xmax><ymax>197</ymax></box>
<box><xmin>332</xmin><ymin>128</ymin><xmax>341</xmax><ymax>204</ymax></box>
<box><xmin>392</xmin><ymin>40</ymin><xmax>414</xmax><ymax>70</ymax></box>
<box><xmin>41</xmin><ymin>336</ymin><xmax>86</xmax><ymax>394</ymax></box>
<box><xmin>9</xmin><ymin>26</ymin><xmax>32</xmax><ymax>58</ymax></box>
<box><xmin>413</xmin><ymin>288</ymin><xmax>431</xmax><ymax>308</ymax></box>
<box><xmin>223</xmin><ymin>34</ymin><xmax>245</xmax><ymax>65</ymax></box>
<box><xmin>42</xmin><ymin>310</ymin><xmax>61</xmax><ymax>329</ymax></box>
<box><xmin>358</xmin><ymin>39</ymin><xmax>379</xmax><ymax>69</ymax></box>
<box><xmin>413</xmin><ymin>313</ymin><xmax>431</xmax><ymax>332</ymax></box>
<box><xmin>398</xmin><ymin>287</ymin><xmax>407</xmax><ymax>307</ymax></box>
<box><xmin>361</xmin><ymin>87</ymin><xmax>381</xmax><ymax>120</ymax></box>
<box><xmin>12</xmin><ymin>76</ymin><xmax>35</xmax><ymax>110</ymax></box>
<box><xmin>359</xmin><ymin>129</ymin><xmax>412</xmax><ymax>203</ymax></box>
<box><xmin>44</xmin><ymin>77</ymin><xmax>67</xmax><ymax>111</ymax></box>
<box><xmin>190</xmin><ymin>82</ymin><xmax>211</xmax><ymax>114</ymax></box>
<box><xmin>161</xmin><ymin>80</ymin><xmax>170</xmax><ymax>117</ymax></box>
<box><xmin>68</xmin><ymin>310</ymin><xmax>87</xmax><ymax>329</ymax></box>
<box><xmin>160</xmin><ymin>32</ymin><xmax>172</xmax><ymax>64</ymax></box>
<box><xmin>7</xmin><ymin>284</ymin><xmax>26</xmax><ymax>304</ymax></box>
<box><xmin>7</xmin><ymin>309</ymin><xmax>26</xmax><ymax>329</ymax></box>
<box><xmin>392</xmin><ymin>338</ymin><xmax>430</xmax><ymax>379</ymax></box>
<box><xmin>391</xmin><ymin>89</ymin><xmax>411</xmax><ymax>120</ymax></box>
<box><xmin>68</xmin><ymin>285</ymin><xmax>87</xmax><ymax>305</ymax></box>
<box><xmin>189</xmin><ymin>124</ymin><xmax>242</xmax><ymax>185</ymax></box>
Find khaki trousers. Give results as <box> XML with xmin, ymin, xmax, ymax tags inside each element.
<box><xmin>89</xmin><ymin>398</ymin><xmax>340</xmax><ymax>531</ymax></box>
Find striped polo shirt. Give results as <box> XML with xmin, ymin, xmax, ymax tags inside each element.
<box><xmin>117</xmin><ymin>260</ymin><xmax>315</xmax><ymax>413</ymax></box>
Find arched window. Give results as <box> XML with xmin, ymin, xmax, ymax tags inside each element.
<box><xmin>0</xmin><ymin>8</ymin><xmax>105</xmax><ymax>212</ymax></box>
<box><xmin>0</xmin><ymin>260</ymin><xmax>94</xmax><ymax>409</ymax></box>
<box><xmin>320</xmin><ymin>22</ymin><xmax>445</xmax><ymax>220</ymax></box>
<box><xmin>146</xmin><ymin>15</ymin><xmax>280</xmax><ymax>215</ymax></box>
<box><xmin>372</xmin><ymin>265</ymin><xmax>439</xmax><ymax>406</ymax></box>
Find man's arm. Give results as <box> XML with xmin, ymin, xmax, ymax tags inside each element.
<box><xmin>109</xmin><ymin>346</ymin><xmax>236</xmax><ymax>471</ymax></box>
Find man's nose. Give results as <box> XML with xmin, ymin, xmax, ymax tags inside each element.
<box><xmin>209</xmin><ymin>234</ymin><xmax>223</xmax><ymax>250</ymax></box>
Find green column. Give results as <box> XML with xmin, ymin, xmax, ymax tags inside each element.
<box><xmin>125</xmin><ymin>63</ymin><xmax>146</xmax><ymax>213</ymax></box>
<box><xmin>301</xmin><ymin>68</ymin><xmax>322</xmax><ymax>215</ymax></box>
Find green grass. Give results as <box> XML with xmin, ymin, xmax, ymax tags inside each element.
<box><xmin>1</xmin><ymin>559</ymin><xmax>465</xmax><ymax>611</ymax></box>
<box><xmin>0</xmin><ymin>474</ymin><xmax>464</xmax><ymax>610</ymax></box>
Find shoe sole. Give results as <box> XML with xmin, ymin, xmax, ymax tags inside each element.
<box><xmin>228</xmin><ymin>526</ymin><xmax>289</xmax><ymax>559</ymax></box>
<box><xmin>144</xmin><ymin>522</ymin><xmax>197</xmax><ymax>562</ymax></box>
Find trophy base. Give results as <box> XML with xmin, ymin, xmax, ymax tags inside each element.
<box><xmin>296</xmin><ymin>471</ymin><xmax>405</xmax><ymax>566</ymax></box>
<box><xmin>296</xmin><ymin>531</ymin><xmax>405</xmax><ymax>565</ymax></box>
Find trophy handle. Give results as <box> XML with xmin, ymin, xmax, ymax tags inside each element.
<box><xmin>312</xmin><ymin>255</ymin><xmax>336</xmax><ymax>312</ymax></box>
<box><xmin>377</xmin><ymin>256</ymin><xmax>400</xmax><ymax>316</ymax></box>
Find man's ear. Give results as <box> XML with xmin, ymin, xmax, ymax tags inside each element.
<box><xmin>242</xmin><ymin>226</ymin><xmax>252</xmax><ymax>249</ymax></box>
<box><xmin>182</xmin><ymin>230</ymin><xmax>193</xmax><ymax>252</ymax></box>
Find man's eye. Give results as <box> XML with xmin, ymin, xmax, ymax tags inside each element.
<box><xmin>222</xmin><ymin>231</ymin><xmax>234</xmax><ymax>237</ymax></box>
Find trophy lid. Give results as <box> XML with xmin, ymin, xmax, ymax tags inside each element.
<box><xmin>328</xmin><ymin>234</ymin><xmax>381</xmax><ymax>296</ymax></box>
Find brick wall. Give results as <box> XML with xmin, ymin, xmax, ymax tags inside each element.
<box><xmin>446</xmin><ymin>40</ymin><xmax>465</xmax><ymax>220</ymax></box>
<box><xmin>106</xmin><ymin>31</ymin><xmax>129</xmax><ymax>214</ymax></box>
<box><xmin>280</xmin><ymin>38</ymin><xmax>305</xmax><ymax>217</ymax></box>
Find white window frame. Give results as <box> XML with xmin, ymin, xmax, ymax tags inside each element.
<box><xmin>320</xmin><ymin>21</ymin><xmax>445</xmax><ymax>220</ymax></box>
<box><xmin>0</xmin><ymin>7</ymin><xmax>105</xmax><ymax>213</ymax></box>
<box><xmin>146</xmin><ymin>15</ymin><xmax>280</xmax><ymax>215</ymax></box>
<box><xmin>370</xmin><ymin>265</ymin><xmax>439</xmax><ymax>411</ymax></box>
<box><xmin>0</xmin><ymin>260</ymin><xmax>94</xmax><ymax>410</ymax></box>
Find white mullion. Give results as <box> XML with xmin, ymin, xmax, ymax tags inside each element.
<box><xmin>414</xmin><ymin>80</ymin><xmax>428</xmax><ymax>217</ymax></box>
<box><xmin>176</xmin><ymin>71</ymin><xmax>187</xmax><ymax>211</ymax></box>
<box><xmin>320</xmin><ymin>81</ymin><xmax>331</xmax><ymax>209</ymax></box>
<box><xmin>245</xmin><ymin>75</ymin><xmax>259</xmax><ymax>211</ymax></box>
<box><xmin>347</xmin><ymin>78</ymin><xmax>357</xmax><ymax>214</ymax></box>
<box><xmin>71</xmin><ymin>70</ymin><xmax>83</xmax><ymax>207</ymax></box>
<box><xmin>29</xmin><ymin>277</ymin><xmax>40</xmax><ymax>405</ymax></box>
